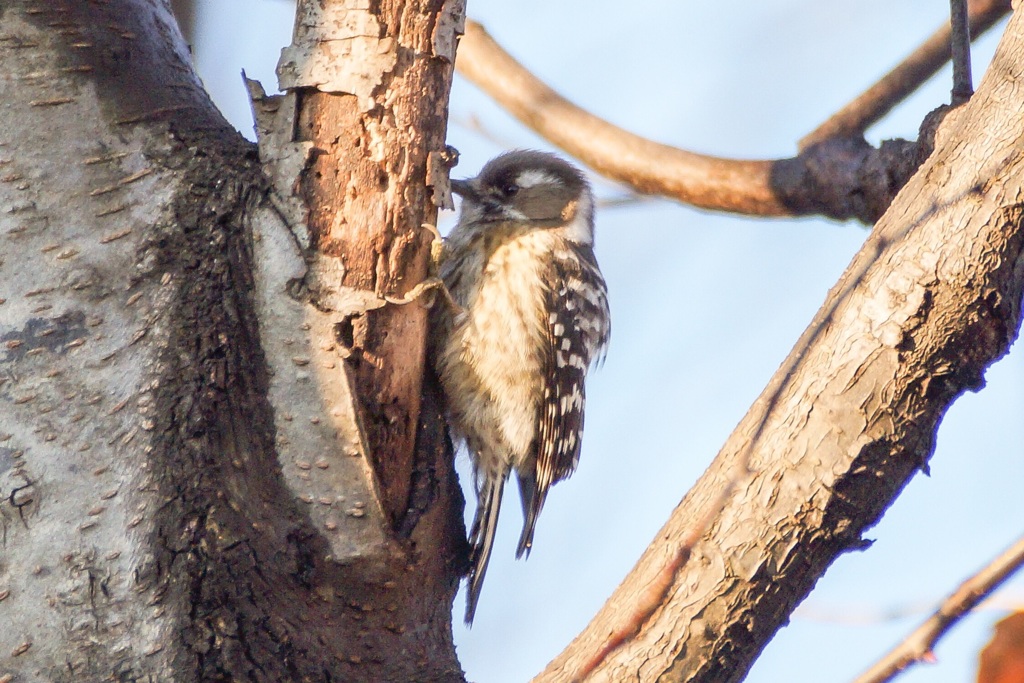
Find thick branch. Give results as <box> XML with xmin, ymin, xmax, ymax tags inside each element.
<box><xmin>853</xmin><ymin>534</ymin><xmax>1024</xmax><ymax>683</ymax></box>
<box><xmin>264</xmin><ymin>1</ymin><xmax>466</xmax><ymax>679</ymax></box>
<box><xmin>535</xmin><ymin>10</ymin><xmax>1024</xmax><ymax>681</ymax></box>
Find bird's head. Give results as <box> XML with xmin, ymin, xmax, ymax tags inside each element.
<box><xmin>451</xmin><ymin>150</ymin><xmax>595</xmax><ymax>245</ymax></box>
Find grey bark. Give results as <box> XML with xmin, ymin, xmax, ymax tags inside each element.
<box><xmin>0</xmin><ymin>1</ymin><xmax>463</xmax><ymax>681</ymax></box>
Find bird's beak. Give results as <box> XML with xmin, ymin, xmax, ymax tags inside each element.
<box><xmin>450</xmin><ymin>179</ymin><xmax>477</xmax><ymax>200</ymax></box>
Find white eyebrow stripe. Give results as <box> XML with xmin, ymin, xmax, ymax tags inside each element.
<box><xmin>515</xmin><ymin>169</ymin><xmax>561</xmax><ymax>189</ymax></box>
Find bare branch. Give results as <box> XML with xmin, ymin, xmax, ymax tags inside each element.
<box><xmin>456</xmin><ymin>21</ymin><xmax>924</xmax><ymax>223</ymax></box>
<box><xmin>802</xmin><ymin>0</ymin><xmax>1008</xmax><ymax>148</ymax></box>
<box><xmin>852</xmin><ymin>534</ymin><xmax>1024</xmax><ymax>683</ymax></box>
<box><xmin>455</xmin><ymin>21</ymin><xmax>779</xmax><ymax>214</ymax></box>
<box><xmin>455</xmin><ymin>3</ymin><xmax>1011</xmax><ymax>223</ymax></box>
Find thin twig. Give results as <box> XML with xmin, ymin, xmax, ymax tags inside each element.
<box><xmin>951</xmin><ymin>0</ymin><xmax>975</xmax><ymax>104</ymax></box>
<box><xmin>802</xmin><ymin>0</ymin><xmax>1007</xmax><ymax>148</ymax></box>
<box><xmin>852</xmin><ymin>534</ymin><xmax>1024</xmax><ymax>683</ymax></box>
<box><xmin>797</xmin><ymin>593</ymin><xmax>1024</xmax><ymax>625</ymax></box>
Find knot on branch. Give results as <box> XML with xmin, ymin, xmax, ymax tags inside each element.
<box><xmin>773</xmin><ymin>136</ymin><xmax>926</xmax><ymax>224</ymax></box>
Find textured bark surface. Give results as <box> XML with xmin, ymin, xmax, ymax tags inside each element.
<box><xmin>286</xmin><ymin>0</ymin><xmax>461</xmax><ymax>527</ymax></box>
<box><xmin>0</xmin><ymin>1</ymin><xmax>465</xmax><ymax>681</ymax></box>
<box><xmin>0</xmin><ymin>2</ymin><xmax>229</xmax><ymax>679</ymax></box>
<box><xmin>536</xmin><ymin>12</ymin><xmax>1024</xmax><ymax>683</ymax></box>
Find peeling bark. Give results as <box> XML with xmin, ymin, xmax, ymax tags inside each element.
<box><xmin>284</xmin><ymin>0</ymin><xmax>462</xmax><ymax>528</ymax></box>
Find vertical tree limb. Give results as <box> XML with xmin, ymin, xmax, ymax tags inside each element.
<box><xmin>279</xmin><ymin>0</ymin><xmax>460</xmax><ymax>527</ymax></box>
<box><xmin>951</xmin><ymin>0</ymin><xmax>976</xmax><ymax>104</ymax></box>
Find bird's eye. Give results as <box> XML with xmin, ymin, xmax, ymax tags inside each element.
<box><xmin>500</xmin><ymin>182</ymin><xmax>519</xmax><ymax>197</ymax></box>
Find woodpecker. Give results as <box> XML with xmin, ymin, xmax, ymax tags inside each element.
<box><xmin>432</xmin><ymin>150</ymin><xmax>610</xmax><ymax>623</ymax></box>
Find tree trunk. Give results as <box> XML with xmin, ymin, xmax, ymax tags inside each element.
<box><xmin>0</xmin><ymin>1</ymin><xmax>464</xmax><ymax>681</ymax></box>
<box><xmin>4</xmin><ymin>1</ymin><xmax>1024</xmax><ymax>682</ymax></box>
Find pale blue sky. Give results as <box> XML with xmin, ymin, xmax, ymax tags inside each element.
<box><xmin>193</xmin><ymin>3</ymin><xmax>1024</xmax><ymax>681</ymax></box>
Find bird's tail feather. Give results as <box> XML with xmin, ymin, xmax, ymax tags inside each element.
<box><xmin>515</xmin><ymin>470</ymin><xmax>548</xmax><ymax>559</ymax></box>
<box><xmin>465</xmin><ymin>475</ymin><xmax>504</xmax><ymax>624</ymax></box>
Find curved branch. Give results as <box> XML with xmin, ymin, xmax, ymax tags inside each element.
<box><xmin>853</xmin><ymin>534</ymin><xmax>1024</xmax><ymax>683</ymax></box>
<box><xmin>455</xmin><ymin>21</ymin><xmax>917</xmax><ymax>222</ymax></box>
<box><xmin>455</xmin><ymin>4</ymin><xmax>1010</xmax><ymax>223</ymax></box>
<box><xmin>455</xmin><ymin>19</ymin><xmax>776</xmax><ymax>215</ymax></box>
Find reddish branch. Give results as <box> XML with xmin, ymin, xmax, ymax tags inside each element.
<box><xmin>574</xmin><ymin>545</ymin><xmax>690</xmax><ymax>681</ymax></box>
<box><xmin>292</xmin><ymin>0</ymin><xmax>446</xmax><ymax>524</ymax></box>
<box><xmin>852</xmin><ymin>535</ymin><xmax>1024</xmax><ymax>683</ymax></box>
<box><xmin>455</xmin><ymin>0</ymin><xmax>1012</xmax><ymax>223</ymax></box>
